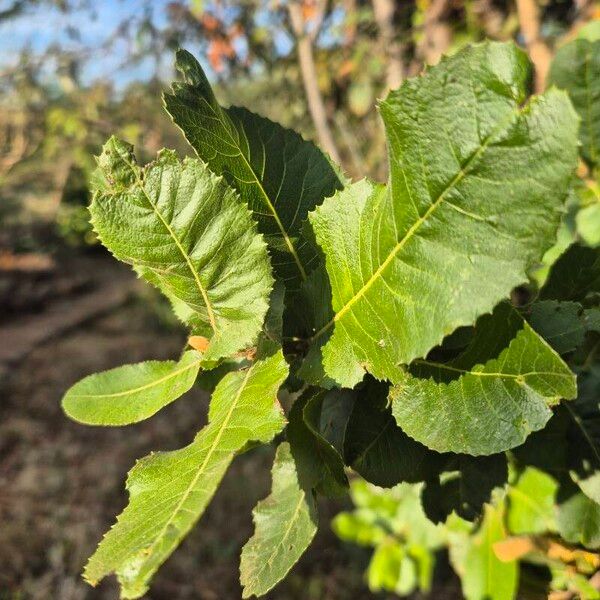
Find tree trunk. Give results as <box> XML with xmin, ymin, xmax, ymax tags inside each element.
<box><xmin>288</xmin><ymin>2</ymin><xmax>342</xmax><ymax>165</ymax></box>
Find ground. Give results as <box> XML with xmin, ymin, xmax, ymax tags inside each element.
<box><xmin>0</xmin><ymin>253</ymin><xmax>459</xmax><ymax>600</ymax></box>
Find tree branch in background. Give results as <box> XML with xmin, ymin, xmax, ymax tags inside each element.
<box><xmin>414</xmin><ymin>0</ymin><xmax>452</xmax><ymax>71</ymax></box>
<box><xmin>288</xmin><ymin>0</ymin><xmax>342</xmax><ymax>165</ymax></box>
<box><xmin>515</xmin><ymin>0</ymin><xmax>552</xmax><ymax>91</ymax></box>
<box><xmin>372</xmin><ymin>0</ymin><xmax>404</xmax><ymax>91</ymax></box>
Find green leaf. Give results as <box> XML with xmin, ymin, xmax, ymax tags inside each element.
<box><xmin>422</xmin><ymin>454</ymin><xmax>508</xmax><ymax>523</ymax></box>
<box><xmin>91</xmin><ymin>137</ymin><xmax>273</xmax><ymax>361</ymax></box>
<box><xmin>506</xmin><ymin>467</ymin><xmax>558</xmax><ymax>534</ymax></box>
<box><xmin>164</xmin><ymin>49</ymin><xmax>342</xmax><ymax>288</ymax></box>
<box><xmin>344</xmin><ymin>379</ymin><xmax>446</xmax><ymax>487</ymax></box>
<box><xmin>576</xmin><ymin>179</ymin><xmax>600</xmax><ymax>247</ymax></box>
<box><xmin>540</xmin><ymin>244</ymin><xmax>600</xmax><ymax>302</ymax></box>
<box><xmin>308</xmin><ymin>42</ymin><xmax>578</xmax><ymax>386</ymax></box>
<box><xmin>331</xmin><ymin>510</ymin><xmax>389</xmax><ymax>548</ymax></box>
<box><xmin>83</xmin><ymin>349</ymin><xmax>288</xmax><ymax>599</ymax></box>
<box><xmin>391</xmin><ymin>303</ymin><xmax>576</xmax><ymax>455</ymax></box>
<box><xmin>240</xmin><ymin>442</ymin><xmax>317</xmax><ymax>599</ymax></box>
<box><xmin>548</xmin><ymin>38</ymin><xmax>600</xmax><ymax>170</ymax></box>
<box><xmin>454</xmin><ymin>501</ymin><xmax>519</xmax><ymax>600</ymax></box>
<box><xmin>62</xmin><ymin>350</ymin><xmax>203</xmax><ymax>426</ymax></box>
<box><xmin>287</xmin><ymin>389</ymin><xmax>348</xmax><ymax>497</ymax></box>
<box><xmin>557</xmin><ymin>484</ymin><xmax>600</xmax><ymax>550</ymax></box>
<box><xmin>528</xmin><ymin>300</ymin><xmax>586</xmax><ymax>354</ymax></box>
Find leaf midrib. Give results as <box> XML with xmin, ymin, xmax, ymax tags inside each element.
<box><xmin>188</xmin><ymin>96</ymin><xmax>308</xmax><ymax>282</ymax></box>
<box><xmin>247</xmin><ymin>491</ymin><xmax>308</xmax><ymax>591</ymax></box>
<box><xmin>122</xmin><ymin>153</ymin><xmax>219</xmax><ymax>333</ymax></box>
<box><xmin>136</xmin><ymin>364</ymin><xmax>255</xmax><ymax>574</ymax></box>
<box><xmin>412</xmin><ymin>359</ymin><xmax>573</xmax><ymax>380</ymax></box>
<box><xmin>311</xmin><ymin>107</ymin><xmax>521</xmax><ymax>343</ymax></box>
<box><xmin>70</xmin><ymin>358</ymin><xmax>202</xmax><ymax>400</ymax></box>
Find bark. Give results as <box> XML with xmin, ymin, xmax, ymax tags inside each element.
<box><xmin>515</xmin><ymin>0</ymin><xmax>552</xmax><ymax>92</ymax></box>
<box><xmin>288</xmin><ymin>1</ymin><xmax>342</xmax><ymax>164</ymax></box>
<box><xmin>372</xmin><ymin>0</ymin><xmax>404</xmax><ymax>91</ymax></box>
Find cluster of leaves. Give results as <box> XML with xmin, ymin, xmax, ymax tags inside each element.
<box><xmin>336</xmin><ymin>475</ymin><xmax>600</xmax><ymax>599</ymax></box>
<box><xmin>62</xmin><ymin>34</ymin><xmax>599</xmax><ymax>599</ymax></box>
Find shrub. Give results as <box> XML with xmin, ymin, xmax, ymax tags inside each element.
<box><xmin>62</xmin><ymin>38</ymin><xmax>600</xmax><ymax>599</ymax></box>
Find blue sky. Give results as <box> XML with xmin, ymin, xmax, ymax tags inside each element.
<box><xmin>0</xmin><ymin>0</ymin><xmax>344</xmax><ymax>89</ymax></box>
<box><xmin>1</xmin><ymin>0</ymin><xmax>189</xmax><ymax>87</ymax></box>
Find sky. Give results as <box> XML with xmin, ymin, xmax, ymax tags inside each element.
<box><xmin>1</xmin><ymin>0</ymin><xmax>199</xmax><ymax>88</ymax></box>
<box><xmin>0</xmin><ymin>0</ymin><xmax>345</xmax><ymax>89</ymax></box>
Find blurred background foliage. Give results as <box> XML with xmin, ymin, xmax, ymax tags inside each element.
<box><xmin>2</xmin><ymin>0</ymin><xmax>599</xmax><ymax>251</ymax></box>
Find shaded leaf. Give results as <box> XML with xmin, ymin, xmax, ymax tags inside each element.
<box><xmin>83</xmin><ymin>350</ymin><xmax>288</xmax><ymax>599</ymax></box>
<box><xmin>540</xmin><ymin>244</ymin><xmax>600</xmax><ymax>302</ymax></box>
<box><xmin>565</xmin><ymin>369</ymin><xmax>600</xmax><ymax>503</ymax></box>
<box><xmin>422</xmin><ymin>454</ymin><xmax>508</xmax><ymax>523</ymax></box>
<box><xmin>62</xmin><ymin>350</ymin><xmax>202</xmax><ymax>426</ymax></box>
<box><xmin>344</xmin><ymin>378</ymin><xmax>446</xmax><ymax>487</ymax></box>
<box><xmin>287</xmin><ymin>389</ymin><xmax>348</xmax><ymax>497</ymax></box>
<box><xmin>164</xmin><ymin>49</ymin><xmax>342</xmax><ymax>288</ymax></box>
<box><xmin>529</xmin><ymin>300</ymin><xmax>586</xmax><ymax>354</ymax></box>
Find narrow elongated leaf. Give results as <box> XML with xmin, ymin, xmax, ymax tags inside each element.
<box><xmin>308</xmin><ymin>42</ymin><xmax>578</xmax><ymax>386</ymax></box>
<box><xmin>391</xmin><ymin>303</ymin><xmax>577</xmax><ymax>455</ymax></box>
<box><xmin>62</xmin><ymin>350</ymin><xmax>202</xmax><ymax>426</ymax></box>
<box><xmin>91</xmin><ymin>137</ymin><xmax>273</xmax><ymax>361</ymax></box>
<box><xmin>164</xmin><ymin>50</ymin><xmax>342</xmax><ymax>288</ymax></box>
<box><xmin>548</xmin><ymin>38</ymin><xmax>600</xmax><ymax>169</ymax></box>
<box><xmin>344</xmin><ymin>379</ymin><xmax>446</xmax><ymax>487</ymax></box>
<box><xmin>240</xmin><ymin>442</ymin><xmax>317</xmax><ymax>599</ymax></box>
<box><xmin>84</xmin><ymin>350</ymin><xmax>288</xmax><ymax>599</ymax></box>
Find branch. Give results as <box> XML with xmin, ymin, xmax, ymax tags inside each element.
<box><xmin>288</xmin><ymin>1</ymin><xmax>342</xmax><ymax>165</ymax></box>
<box><xmin>515</xmin><ymin>0</ymin><xmax>552</xmax><ymax>92</ymax></box>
